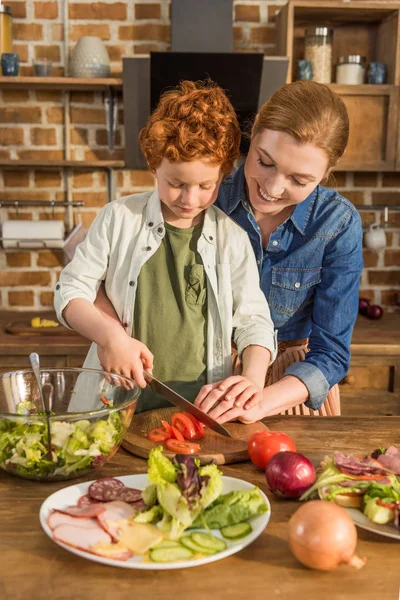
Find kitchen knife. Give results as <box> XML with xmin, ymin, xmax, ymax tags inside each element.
<box><xmin>143</xmin><ymin>371</ymin><xmax>232</xmax><ymax>438</ymax></box>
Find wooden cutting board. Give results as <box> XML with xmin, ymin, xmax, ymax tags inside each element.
<box><xmin>122</xmin><ymin>407</ymin><xmax>268</xmax><ymax>465</ymax></box>
<box><xmin>5</xmin><ymin>321</ymin><xmax>76</xmax><ymax>336</ymax></box>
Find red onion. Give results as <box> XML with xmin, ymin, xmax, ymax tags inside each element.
<box><xmin>265</xmin><ymin>451</ymin><xmax>316</xmax><ymax>499</ymax></box>
<box><xmin>358</xmin><ymin>297</ymin><xmax>370</xmax><ymax>315</ymax></box>
<box><xmin>366</xmin><ymin>304</ymin><xmax>383</xmax><ymax>320</ymax></box>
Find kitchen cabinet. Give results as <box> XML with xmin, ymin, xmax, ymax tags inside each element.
<box><xmin>276</xmin><ymin>1</ymin><xmax>400</xmax><ymax>171</ymax></box>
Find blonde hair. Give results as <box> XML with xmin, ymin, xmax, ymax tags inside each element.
<box><xmin>254</xmin><ymin>81</ymin><xmax>349</xmax><ymax>172</ymax></box>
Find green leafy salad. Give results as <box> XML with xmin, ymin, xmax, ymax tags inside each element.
<box><xmin>133</xmin><ymin>447</ymin><xmax>268</xmax><ymax>561</ymax></box>
<box><xmin>0</xmin><ymin>410</ymin><xmax>123</xmax><ymax>478</ymax></box>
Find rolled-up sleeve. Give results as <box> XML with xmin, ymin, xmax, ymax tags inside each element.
<box><xmin>232</xmin><ymin>232</ymin><xmax>277</xmax><ymax>363</ymax></box>
<box><xmin>286</xmin><ymin>209</ymin><xmax>363</xmax><ymax>410</ymax></box>
<box><xmin>54</xmin><ymin>205</ymin><xmax>112</xmax><ymax>328</ymax></box>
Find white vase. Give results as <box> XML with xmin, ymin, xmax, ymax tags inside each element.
<box><xmin>70</xmin><ymin>36</ymin><xmax>110</xmax><ymax>78</ymax></box>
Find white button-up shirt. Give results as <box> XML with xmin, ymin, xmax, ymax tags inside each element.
<box><xmin>54</xmin><ymin>191</ymin><xmax>277</xmax><ymax>383</ymax></box>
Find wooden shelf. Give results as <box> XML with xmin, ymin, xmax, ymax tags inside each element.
<box><xmin>328</xmin><ymin>84</ymin><xmax>394</xmax><ymax>95</ymax></box>
<box><xmin>0</xmin><ymin>76</ymin><xmax>123</xmax><ymax>91</ymax></box>
<box><xmin>0</xmin><ymin>160</ymin><xmax>125</xmax><ymax>169</ymax></box>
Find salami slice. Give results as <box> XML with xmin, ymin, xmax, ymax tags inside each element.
<box><xmin>112</xmin><ymin>487</ymin><xmax>143</xmax><ymax>504</ymax></box>
<box><xmin>77</xmin><ymin>494</ymin><xmax>98</xmax><ymax>507</ymax></box>
<box><xmin>88</xmin><ymin>477</ymin><xmax>125</xmax><ymax>501</ymax></box>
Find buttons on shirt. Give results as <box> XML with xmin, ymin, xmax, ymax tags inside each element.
<box><xmin>208</xmin><ymin>235</ymin><xmax>213</xmax><ymax>241</ymax></box>
<box><xmin>148</xmin><ymin>221</ymin><xmax>154</xmax><ymax>227</ymax></box>
<box><xmin>129</xmin><ymin>280</ymin><xmax>135</xmax><ymax>287</ymax></box>
<box><xmin>272</xmin><ymin>240</ymin><xmax>278</xmax><ymax>247</ymax></box>
<box><xmin>55</xmin><ymin>284</ymin><xmax>60</xmax><ymax>290</ymax></box>
<box><xmin>123</xmin><ymin>322</ymin><xmax>129</xmax><ymax>328</ymax></box>
<box><xmin>294</xmin><ymin>282</ymin><xmax>301</xmax><ymax>289</ymax></box>
<box><xmin>256</xmin><ymin>259</ymin><xmax>261</xmax><ymax>265</ymax></box>
<box><xmin>157</xmin><ymin>227</ymin><xmax>163</xmax><ymax>234</ymax></box>
<box><xmin>146</xmin><ymin>246</ymin><xmax>152</xmax><ymax>251</ymax></box>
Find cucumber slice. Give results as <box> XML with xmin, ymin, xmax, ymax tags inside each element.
<box><xmin>149</xmin><ymin>546</ymin><xmax>194</xmax><ymax>563</ymax></box>
<box><xmin>180</xmin><ymin>536</ymin><xmax>216</xmax><ymax>555</ymax></box>
<box><xmin>220</xmin><ymin>522</ymin><xmax>252</xmax><ymax>540</ymax></box>
<box><xmin>190</xmin><ymin>532</ymin><xmax>227</xmax><ymax>553</ymax></box>
<box><xmin>154</xmin><ymin>540</ymin><xmax>183</xmax><ymax>549</ymax></box>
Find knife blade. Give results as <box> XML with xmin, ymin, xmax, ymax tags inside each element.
<box><xmin>143</xmin><ymin>371</ymin><xmax>232</xmax><ymax>438</ymax></box>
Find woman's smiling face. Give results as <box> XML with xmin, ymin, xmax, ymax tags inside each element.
<box><xmin>244</xmin><ymin>128</ymin><xmax>330</xmax><ymax>218</ymax></box>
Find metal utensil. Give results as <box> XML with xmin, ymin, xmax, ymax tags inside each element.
<box><xmin>29</xmin><ymin>352</ymin><xmax>53</xmax><ymax>460</ymax></box>
<box><xmin>143</xmin><ymin>371</ymin><xmax>232</xmax><ymax>438</ymax></box>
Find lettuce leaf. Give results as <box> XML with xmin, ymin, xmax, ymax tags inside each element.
<box><xmin>192</xmin><ymin>487</ymin><xmax>268</xmax><ymax>529</ymax></box>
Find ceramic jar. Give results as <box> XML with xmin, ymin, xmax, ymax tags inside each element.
<box><xmin>69</xmin><ymin>36</ymin><xmax>110</xmax><ymax>78</ymax></box>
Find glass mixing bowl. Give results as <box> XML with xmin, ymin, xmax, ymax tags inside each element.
<box><xmin>0</xmin><ymin>368</ymin><xmax>140</xmax><ymax>481</ymax></box>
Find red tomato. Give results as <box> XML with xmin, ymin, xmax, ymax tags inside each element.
<box><xmin>169</xmin><ymin>424</ymin><xmax>185</xmax><ymax>442</ymax></box>
<box><xmin>147</xmin><ymin>427</ymin><xmax>171</xmax><ymax>442</ymax></box>
<box><xmin>181</xmin><ymin>411</ymin><xmax>205</xmax><ymax>439</ymax></box>
<box><xmin>171</xmin><ymin>413</ymin><xmax>197</xmax><ymax>441</ymax></box>
<box><xmin>377</xmin><ymin>498</ymin><xmax>396</xmax><ymax>510</ymax></box>
<box><xmin>165</xmin><ymin>438</ymin><xmax>200</xmax><ymax>454</ymax></box>
<box><xmin>161</xmin><ymin>420</ymin><xmax>173</xmax><ymax>435</ymax></box>
<box><xmin>248</xmin><ymin>430</ymin><xmax>296</xmax><ymax>470</ymax></box>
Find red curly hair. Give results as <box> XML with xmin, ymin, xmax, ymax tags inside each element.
<box><xmin>139</xmin><ymin>80</ymin><xmax>241</xmax><ymax>175</ymax></box>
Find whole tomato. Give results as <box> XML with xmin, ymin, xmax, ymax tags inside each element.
<box><xmin>248</xmin><ymin>430</ymin><xmax>296</xmax><ymax>470</ymax></box>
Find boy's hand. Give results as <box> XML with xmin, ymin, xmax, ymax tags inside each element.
<box><xmin>194</xmin><ymin>375</ymin><xmax>263</xmax><ymax>422</ymax></box>
<box><xmin>97</xmin><ymin>330</ymin><xmax>153</xmax><ymax>388</ymax></box>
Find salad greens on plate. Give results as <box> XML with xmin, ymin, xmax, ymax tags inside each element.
<box><xmin>139</xmin><ymin>447</ymin><xmax>268</xmax><ymax>541</ymax></box>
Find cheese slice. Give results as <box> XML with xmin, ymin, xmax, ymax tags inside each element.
<box><xmin>112</xmin><ymin>520</ymin><xmax>163</xmax><ymax>554</ymax></box>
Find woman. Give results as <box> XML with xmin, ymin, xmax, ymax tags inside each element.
<box><xmin>194</xmin><ymin>80</ymin><xmax>363</xmax><ymax>423</ymax></box>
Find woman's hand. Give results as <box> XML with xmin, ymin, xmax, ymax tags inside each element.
<box><xmin>194</xmin><ymin>375</ymin><xmax>263</xmax><ymax>422</ymax></box>
<box><xmin>97</xmin><ymin>329</ymin><xmax>153</xmax><ymax>388</ymax></box>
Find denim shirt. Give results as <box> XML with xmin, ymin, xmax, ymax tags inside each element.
<box><xmin>215</xmin><ymin>164</ymin><xmax>363</xmax><ymax>410</ymax></box>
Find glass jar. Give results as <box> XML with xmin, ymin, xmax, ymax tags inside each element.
<box><xmin>0</xmin><ymin>5</ymin><xmax>12</xmax><ymax>56</ymax></box>
<box><xmin>336</xmin><ymin>55</ymin><xmax>366</xmax><ymax>85</ymax></box>
<box><xmin>305</xmin><ymin>26</ymin><xmax>333</xmax><ymax>84</ymax></box>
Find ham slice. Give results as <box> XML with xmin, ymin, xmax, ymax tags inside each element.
<box><xmin>378</xmin><ymin>446</ymin><xmax>400</xmax><ymax>475</ymax></box>
<box><xmin>48</xmin><ymin>512</ymin><xmax>99</xmax><ymax>531</ymax></box>
<box><xmin>97</xmin><ymin>501</ymin><xmax>138</xmax><ymax>540</ymax></box>
<box><xmin>53</xmin><ymin>521</ymin><xmax>112</xmax><ymax>552</ymax></box>
<box><xmin>334</xmin><ymin>452</ymin><xmax>390</xmax><ymax>477</ymax></box>
<box><xmin>58</xmin><ymin>504</ymin><xmax>106</xmax><ymax>518</ymax></box>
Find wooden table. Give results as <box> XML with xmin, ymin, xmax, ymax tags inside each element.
<box><xmin>1</xmin><ymin>416</ymin><xmax>399</xmax><ymax>600</ymax></box>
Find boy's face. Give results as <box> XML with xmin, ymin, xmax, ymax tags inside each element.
<box><xmin>155</xmin><ymin>158</ymin><xmax>223</xmax><ymax>227</ymax></box>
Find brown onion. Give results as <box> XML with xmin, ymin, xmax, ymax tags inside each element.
<box><xmin>288</xmin><ymin>501</ymin><xmax>366</xmax><ymax>571</ymax></box>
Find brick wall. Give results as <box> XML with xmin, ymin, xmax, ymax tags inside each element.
<box><xmin>0</xmin><ymin>0</ymin><xmax>399</xmax><ymax>312</ymax></box>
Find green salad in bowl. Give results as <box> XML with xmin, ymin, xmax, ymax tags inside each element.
<box><xmin>0</xmin><ymin>368</ymin><xmax>140</xmax><ymax>481</ymax></box>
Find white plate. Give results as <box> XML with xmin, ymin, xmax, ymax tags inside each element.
<box><xmin>345</xmin><ymin>508</ymin><xmax>400</xmax><ymax>541</ymax></box>
<box><xmin>40</xmin><ymin>474</ymin><xmax>271</xmax><ymax>569</ymax></box>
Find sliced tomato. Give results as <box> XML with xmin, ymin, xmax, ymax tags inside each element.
<box><xmin>165</xmin><ymin>438</ymin><xmax>200</xmax><ymax>454</ymax></box>
<box><xmin>337</xmin><ymin>470</ymin><xmax>388</xmax><ymax>481</ymax></box>
<box><xmin>161</xmin><ymin>420</ymin><xmax>173</xmax><ymax>435</ymax></box>
<box><xmin>147</xmin><ymin>427</ymin><xmax>171</xmax><ymax>442</ymax></box>
<box><xmin>169</xmin><ymin>424</ymin><xmax>185</xmax><ymax>442</ymax></box>
<box><xmin>171</xmin><ymin>412</ymin><xmax>197</xmax><ymax>441</ymax></box>
<box><xmin>377</xmin><ymin>498</ymin><xmax>396</xmax><ymax>510</ymax></box>
<box><xmin>181</xmin><ymin>411</ymin><xmax>205</xmax><ymax>439</ymax></box>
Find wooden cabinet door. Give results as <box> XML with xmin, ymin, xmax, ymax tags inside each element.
<box><xmin>336</xmin><ymin>84</ymin><xmax>398</xmax><ymax>171</ymax></box>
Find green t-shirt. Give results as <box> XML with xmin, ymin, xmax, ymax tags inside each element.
<box><xmin>133</xmin><ymin>222</ymin><xmax>208</xmax><ymax>412</ymax></box>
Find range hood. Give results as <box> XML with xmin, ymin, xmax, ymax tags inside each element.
<box><xmin>123</xmin><ymin>0</ymin><xmax>288</xmax><ymax>169</ymax></box>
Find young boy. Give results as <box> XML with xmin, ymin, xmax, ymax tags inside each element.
<box><xmin>54</xmin><ymin>80</ymin><xmax>276</xmax><ymax>417</ymax></box>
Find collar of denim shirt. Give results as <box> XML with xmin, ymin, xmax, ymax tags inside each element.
<box><xmin>223</xmin><ymin>163</ymin><xmax>318</xmax><ymax>236</ymax></box>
